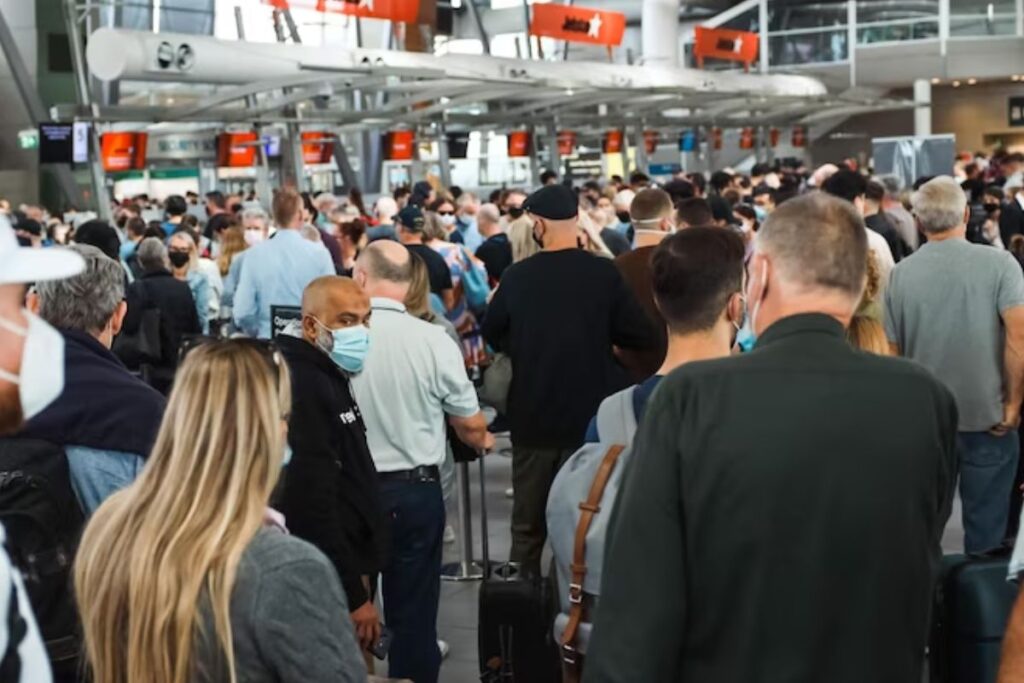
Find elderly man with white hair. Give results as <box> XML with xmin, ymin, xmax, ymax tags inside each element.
<box><xmin>368</xmin><ymin>196</ymin><xmax>399</xmax><ymax>242</ymax></box>
<box><xmin>885</xmin><ymin>175</ymin><xmax>1024</xmax><ymax>555</ymax></box>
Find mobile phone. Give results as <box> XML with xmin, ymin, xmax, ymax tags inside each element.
<box><xmin>370</xmin><ymin>625</ymin><xmax>393</xmax><ymax>660</ymax></box>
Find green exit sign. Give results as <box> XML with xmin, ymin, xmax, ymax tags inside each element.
<box><xmin>18</xmin><ymin>129</ymin><xmax>38</xmax><ymax>150</ymax></box>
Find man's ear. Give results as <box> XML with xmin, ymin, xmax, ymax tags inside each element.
<box><xmin>109</xmin><ymin>300</ymin><xmax>128</xmax><ymax>337</ymax></box>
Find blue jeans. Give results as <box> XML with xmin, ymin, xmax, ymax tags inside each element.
<box><xmin>379</xmin><ymin>478</ymin><xmax>445</xmax><ymax>683</ymax></box>
<box><xmin>958</xmin><ymin>431</ymin><xmax>1020</xmax><ymax>554</ymax></box>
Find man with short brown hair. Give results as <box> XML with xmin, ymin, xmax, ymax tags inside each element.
<box><xmin>233</xmin><ymin>188</ymin><xmax>335</xmax><ymax>338</ymax></box>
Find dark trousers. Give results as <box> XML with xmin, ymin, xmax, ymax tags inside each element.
<box><xmin>958</xmin><ymin>431</ymin><xmax>1020</xmax><ymax>554</ymax></box>
<box><xmin>510</xmin><ymin>446</ymin><xmax>574</xmax><ymax>576</ymax></box>
<box><xmin>379</xmin><ymin>478</ymin><xmax>445</xmax><ymax>683</ymax></box>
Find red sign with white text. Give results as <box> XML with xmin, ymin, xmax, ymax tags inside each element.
<box><xmin>508</xmin><ymin>131</ymin><xmax>532</xmax><ymax>157</ymax></box>
<box><xmin>643</xmin><ymin>130</ymin><xmax>660</xmax><ymax>155</ymax></box>
<box><xmin>557</xmin><ymin>131</ymin><xmax>577</xmax><ymax>156</ymax></box>
<box><xmin>301</xmin><ymin>131</ymin><xmax>335</xmax><ymax>165</ymax></box>
<box><xmin>792</xmin><ymin>126</ymin><xmax>807</xmax><ymax>148</ymax></box>
<box><xmin>693</xmin><ymin>26</ymin><xmax>759</xmax><ymax>71</ymax></box>
<box><xmin>217</xmin><ymin>132</ymin><xmax>258</xmax><ymax>168</ymax></box>
<box><xmin>384</xmin><ymin>130</ymin><xmax>414</xmax><ymax>160</ymax></box>
<box><xmin>603</xmin><ymin>130</ymin><xmax>624</xmax><ymax>154</ymax></box>
<box><xmin>264</xmin><ymin>0</ymin><xmax>420</xmax><ymax>22</ymax></box>
<box><xmin>101</xmin><ymin>132</ymin><xmax>148</xmax><ymax>172</ymax></box>
<box><xmin>529</xmin><ymin>3</ymin><xmax>626</xmax><ymax>47</ymax></box>
<box><xmin>739</xmin><ymin>127</ymin><xmax>756</xmax><ymax>150</ymax></box>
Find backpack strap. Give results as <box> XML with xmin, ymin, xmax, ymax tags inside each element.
<box><xmin>0</xmin><ymin>576</ymin><xmax>26</xmax><ymax>682</ymax></box>
<box><xmin>594</xmin><ymin>386</ymin><xmax>638</xmax><ymax>446</ymax></box>
<box><xmin>560</xmin><ymin>443</ymin><xmax>626</xmax><ymax>683</ymax></box>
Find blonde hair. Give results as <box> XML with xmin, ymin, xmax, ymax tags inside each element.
<box><xmin>75</xmin><ymin>341</ymin><xmax>292</xmax><ymax>683</ymax></box>
<box><xmin>507</xmin><ymin>215</ymin><xmax>541</xmax><ymax>263</ymax></box>
<box><xmin>168</xmin><ymin>230</ymin><xmax>198</xmax><ymax>273</ymax></box>
<box><xmin>217</xmin><ymin>225</ymin><xmax>247</xmax><ymax>277</ymax></box>
<box><xmin>577</xmin><ymin>211</ymin><xmax>613</xmax><ymax>258</ymax></box>
<box><xmin>848</xmin><ymin>250</ymin><xmax>890</xmax><ymax>355</ymax></box>
<box><xmin>404</xmin><ymin>250</ymin><xmax>433</xmax><ymax>320</ymax></box>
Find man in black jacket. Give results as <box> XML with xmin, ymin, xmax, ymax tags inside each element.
<box><xmin>276</xmin><ymin>275</ymin><xmax>386</xmax><ymax>661</ymax></box>
<box><xmin>585</xmin><ymin>193</ymin><xmax>958</xmax><ymax>683</ymax></box>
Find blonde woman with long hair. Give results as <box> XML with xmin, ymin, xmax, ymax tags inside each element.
<box><xmin>847</xmin><ymin>249</ymin><xmax>891</xmax><ymax>356</ymax></box>
<box><xmin>74</xmin><ymin>340</ymin><xmax>367</xmax><ymax>683</ymax></box>
<box><xmin>506</xmin><ymin>215</ymin><xmax>541</xmax><ymax>263</ymax></box>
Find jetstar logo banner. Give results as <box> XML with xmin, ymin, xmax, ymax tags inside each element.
<box><xmin>264</xmin><ymin>0</ymin><xmax>420</xmax><ymax>23</ymax></box>
<box><xmin>693</xmin><ymin>26</ymin><xmax>759</xmax><ymax>70</ymax></box>
<box><xmin>529</xmin><ymin>4</ymin><xmax>626</xmax><ymax>47</ymax></box>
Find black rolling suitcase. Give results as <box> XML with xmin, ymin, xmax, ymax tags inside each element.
<box><xmin>475</xmin><ymin>455</ymin><xmax>560</xmax><ymax>683</ymax></box>
<box><xmin>930</xmin><ymin>554</ymin><xmax>1018</xmax><ymax>683</ymax></box>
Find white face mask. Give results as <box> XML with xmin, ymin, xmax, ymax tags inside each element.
<box><xmin>439</xmin><ymin>214</ymin><xmax>457</xmax><ymax>227</ymax></box>
<box><xmin>0</xmin><ymin>310</ymin><xmax>65</xmax><ymax>421</ymax></box>
<box><xmin>244</xmin><ymin>229</ymin><xmax>265</xmax><ymax>246</ymax></box>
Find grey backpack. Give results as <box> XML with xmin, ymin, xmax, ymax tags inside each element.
<box><xmin>546</xmin><ymin>386</ymin><xmax>637</xmax><ymax>673</ymax></box>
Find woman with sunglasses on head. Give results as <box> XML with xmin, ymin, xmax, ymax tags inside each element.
<box><xmin>74</xmin><ymin>340</ymin><xmax>367</xmax><ymax>683</ymax></box>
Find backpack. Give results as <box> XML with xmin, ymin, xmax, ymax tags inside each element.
<box><xmin>458</xmin><ymin>247</ymin><xmax>490</xmax><ymax>314</ymax></box>
<box><xmin>0</xmin><ymin>438</ymin><xmax>84</xmax><ymax>675</ymax></box>
<box><xmin>545</xmin><ymin>386</ymin><xmax>637</xmax><ymax>681</ymax></box>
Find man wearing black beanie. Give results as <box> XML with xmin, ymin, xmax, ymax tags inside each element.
<box><xmin>482</xmin><ymin>184</ymin><xmax>656</xmax><ymax>575</ymax></box>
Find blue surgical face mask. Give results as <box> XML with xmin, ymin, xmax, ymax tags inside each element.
<box><xmin>737</xmin><ymin>261</ymin><xmax>768</xmax><ymax>351</ymax></box>
<box><xmin>314</xmin><ymin>318</ymin><xmax>370</xmax><ymax>373</ymax></box>
<box><xmin>753</xmin><ymin>205</ymin><xmax>768</xmax><ymax>222</ymax></box>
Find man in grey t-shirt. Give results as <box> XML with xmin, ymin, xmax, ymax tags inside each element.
<box><xmin>885</xmin><ymin>176</ymin><xmax>1024</xmax><ymax>554</ymax></box>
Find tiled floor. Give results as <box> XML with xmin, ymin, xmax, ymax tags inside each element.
<box><xmin>378</xmin><ymin>431</ymin><xmax>970</xmax><ymax>682</ymax></box>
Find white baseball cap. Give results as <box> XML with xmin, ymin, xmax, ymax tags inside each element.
<box><xmin>0</xmin><ymin>213</ymin><xmax>84</xmax><ymax>285</ymax></box>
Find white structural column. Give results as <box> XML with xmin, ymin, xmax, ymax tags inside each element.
<box><xmin>914</xmin><ymin>78</ymin><xmax>932</xmax><ymax>137</ymax></box>
<box><xmin>641</xmin><ymin>0</ymin><xmax>680</xmax><ymax>67</ymax></box>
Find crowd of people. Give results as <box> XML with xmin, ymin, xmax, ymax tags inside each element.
<box><xmin>3</xmin><ymin>148</ymin><xmax>1024</xmax><ymax>683</ymax></box>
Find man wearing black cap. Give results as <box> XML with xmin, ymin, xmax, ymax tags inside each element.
<box><xmin>396</xmin><ymin>205</ymin><xmax>454</xmax><ymax>311</ymax></box>
<box><xmin>482</xmin><ymin>184</ymin><xmax>656</xmax><ymax>575</ymax></box>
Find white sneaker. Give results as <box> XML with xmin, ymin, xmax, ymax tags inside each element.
<box><xmin>443</xmin><ymin>524</ymin><xmax>456</xmax><ymax>544</ymax></box>
<box><xmin>505</xmin><ymin>487</ymin><xmax>514</xmax><ymax>499</ymax></box>
<box><xmin>437</xmin><ymin>639</ymin><xmax>450</xmax><ymax>660</ymax></box>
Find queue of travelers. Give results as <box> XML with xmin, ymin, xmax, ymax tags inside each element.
<box><xmin>4</xmin><ymin>149</ymin><xmax>1024</xmax><ymax>683</ymax></box>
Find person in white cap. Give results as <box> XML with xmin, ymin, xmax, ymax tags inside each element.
<box><xmin>0</xmin><ymin>212</ymin><xmax>83</xmax><ymax>682</ymax></box>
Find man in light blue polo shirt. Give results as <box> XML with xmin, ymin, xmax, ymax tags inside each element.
<box><xmin>350</xmin><ymin>241</ymin><xmax>493</xmax><ymax>683</ymax></box>
<box><xmin>233</xmin><ymin>189</ymin><xmax>335</xmax><ymax>338</ymax></box>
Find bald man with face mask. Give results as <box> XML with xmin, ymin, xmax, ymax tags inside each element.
<box><xmin>275</xmin><ymin>276</ymin><xmax>387</xmax><ymax>667</ymax></box>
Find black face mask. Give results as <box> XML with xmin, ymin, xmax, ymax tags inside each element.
<box><xmin>168</xmin><ymin>251</ymin><xmax>190</xmax><ymax>268</ymax></box>
<box><xmin>984</xmin><ymin>202</ymin><xmax>1001</xmax><ymax>214</ymax></box>
<box><xmin>616</xmin><ymin>211</ymin><xmax>631</xmax><ymax>224</ymax></box>
<box><xmin>508</xmin><ymin>207</ymin><xmax>525</xmax><ymax>220</ymax></box>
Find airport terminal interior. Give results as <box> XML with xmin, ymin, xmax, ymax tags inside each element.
<box><xmin>1</xmin><ymin>0</ymin><xmax>1024</xmax><ymax>682</ymax></box>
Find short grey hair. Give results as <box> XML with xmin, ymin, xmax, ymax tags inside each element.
<box><xmin>299</xmin><ymin>224</ymin><xmax>323</xmax><ymax>243</ymax></box>
<box><xmin>358</xmin><ymin>242</ymin><xmax>413</xmax><ymax>284</ymax></box>
<box><xmin>756</xmin><ymin>191</ymin><xmax>867</xmax><ymax>298</ymax></box>
<box><xmin>912</xmin><ymin>175</ymin><xmax>968</xmax><ymax>234</ymax></box>
<box><xmin>36</xmin><ymin>244</ymin><xmax>124</xmax><ymax>333</ymax></box>
<box><xmin>876</xmin><ymin>174</ymin><xmax>903</xmax><ymax>197</ymax></box>
<box><xmin>241</xmin><ymin>207</ymin><xmax>269</xmax><ymax>225</ymax></box>
<box><xmin>137</xmin><ymin>237</ymin><xmax>169</xmax><ymax>273</ymax></box>
<box><xmin>477</xmin><ymin>203</ymin><xmax>500</xmax><ymax>226</ymax></box>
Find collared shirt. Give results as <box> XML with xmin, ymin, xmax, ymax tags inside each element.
<box><xmin>350</xmin><ymin>297</ymin><xmax>480</xmax><ymax>472</ymax></box>
<box><xmin>452</xmin><ymin>217</ymin><xmax>483</xmax><ymax>252</ymax></box>
<box><xmin>232</xmin><ymin>229</ymin><xmax>335</xmax><ymax>338</ymax></box>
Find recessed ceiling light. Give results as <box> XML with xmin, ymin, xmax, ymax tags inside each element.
<box><xmin>967</xmin><ymin>78</ymin><xmax>978</xmax><ymax>85</ymax></box>
<box><xmin>931</xmin><ymin>77</ymin><xmax>941</xmax><ymax>85</ymax></box>
<box><xmin>952</xmin><ymin>80</ymin><xmax>961</xmax><ymax>88</ymax></box>
<box><xmin>166</xmin><ymin>97</ymin><xmax>174</xmax><ymax>104</ymax></box>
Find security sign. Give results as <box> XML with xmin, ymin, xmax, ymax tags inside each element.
<box><xmin>529</xmin><ymin>3</ymin><xmax>626</xmax><ymax>47</ymax></box>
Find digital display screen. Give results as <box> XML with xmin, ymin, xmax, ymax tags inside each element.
<box><xmin>39</xmin><ymin>123</ymin><xmax>74</xmax><ymax>164</ymax></box>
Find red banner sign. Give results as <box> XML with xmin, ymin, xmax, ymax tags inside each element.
<box><xmin>508</xmin><ymin>131</ymin><xmax>532</xmax><ymax>158</ymax></box>
<box><xmin>792</xmin><ymin>125</ymin><xmax>807</xmax><ymax>148</ymax></box>
<box><xmin>693</xmin><ymin>26</ymin><xmax>759</xmax><ymax>72</ymax></box>
<box><xmin>100</xmin><ymin>132</ymin><xmax>147</xmax><ymax>172</ymax></box>
<box><xmin>556</xmin><ymin>131</ymin><xmax>577</xmax><ymax>156</ymax></box>
<box><xmin>217</xmin><ymin>132</ymin><xmax>258</xmax><ymax>168</ymax></box>
<box><xmin>603</xmin><ymin>130</ymin><xmax>624</xmax><ymax>154</ymax></box>
<box><xmin>301</xmin><ymin>131</ymin><xmax>335</xmax><ymax>165</ymax></box>
<box><xmin>769</xmin><ymin>127</ymin><xmax>781</xmax><ymax>148</ymax></box>
<box><xmin>739</xmin><ymin>127</ymin><xmax>756</xmax><ymax>150</ymax></box>
<box><xmin>529</xmin><ymin>3</ymin><xmax>626</xmax><ymax>47</ymax></box>
<box><xmin>383</xmin><ymin>130</ymin><xmax>414</xmax><ymax>160</ymax></box>
<box><xmin>264</xmin><ymin>0</ymin><xmax>420</xmax><ymax>22</ymax></box>
<box><xmin>710</xmin><ymin>127</ymin><xmax>723</xmax><ymax>151</ymax></box>
<box><xmin>643</xmin><ymin>130</ymin><xmax>660</xmax><ymax>155</ymax></box>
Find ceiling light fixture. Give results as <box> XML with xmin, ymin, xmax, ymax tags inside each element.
<box><xmin>931</xmin><ymin>77</ymin><xmax>941</xmax><ymax>85</ymax></box>
<box><xmin>967</xmin><ymin>78</ymin><xmax>978</xmax><ymax>85</ymax></box>
<box><xmin>952</xmin><ymin>80</ymin><xmax>961</xmax><ymax>88</ymax></box>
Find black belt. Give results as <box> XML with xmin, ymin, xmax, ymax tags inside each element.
<box><xmin>378</xmin><ymin>465</ymin><xmax>440</xmax><ymax>483</ymax></box>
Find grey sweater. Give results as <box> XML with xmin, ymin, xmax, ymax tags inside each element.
<box><xmin>194</xmin><ymin>528</ymin><xmax>368</xmax><ymax>682</ymax></box>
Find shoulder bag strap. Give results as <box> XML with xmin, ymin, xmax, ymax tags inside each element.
<box><xmin>560</xmin><ymin>443</ymin><xmax>626</xmax><ymax>683</ymax></box>
<box><xmin>0</xmin><ymin>577</ymin><xmax>25</xmax><ymax>682</ymax></box>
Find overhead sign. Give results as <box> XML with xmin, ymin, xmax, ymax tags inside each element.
<box><xmin>271</xmin><ymin>305</ymin><xmax>303</xmax><ymax>339</ymax></box>
<box><xmin>383</xmin><ymin>130</ymin><xmax>414</xmax><ymax>161</ymax></box>
<box><xmin>265</xmin><ymin>0</ymin><xmax>420</xmax><ymax>22</ymax></box>
<box><xmin>603</xmin><ymin>130</ymin><xmax>624</xmax><ymax>154</ymax></box>
<box><xmin>17</xmin><ymin>129</ymin><xmax>38</xmax><ymax>150</ymax></box>
<box><xmin>679</xmin><ymin>130</ymin><xmax>697</xmax><ymax>152</ymax></box>
<box><xmin>557</xmin><ymin>131</ymin><xmax>577</xmax><ymax>156</ymax></box>
<box><xmin>101</xmin><ymin>132</ymin><xmax>148</xmax><ymax>172</ymax></box>
<box><xmin>693</xmin><ymin>26</ymin><xmax>759</xmax><ymax>71</ymax></box>
<box><xmin>739</xmin><ymin>127</ymin><xmax>756</xmax><ymax>150</ymax></box>
<box><xmin>564</xmin><ymin>151</ymin><xmax>603</xmax><ymax>181</ymax></box>
<box><xmin>217</xmin><ymin>132</ymin><xmax>258</xmax><ymax>168</ymax></box>
<box><xmin>529</xmin><ymin>4</ymin><xmax>626</xmax><ymax>47</ymax></box>
<box><xmin>792</xmin><ymin>125</ymin><xmax>807</xmax><ymax>148</ymax></box>
<box><xmin>146</xmin><ymin>131</ymin><xmax>217</xmax><ymax>161</ymax></box>
<box><xmin>1010</xmin><ymin>97</ymin><xmax>1024</xmax><ymax>127</ymax></box>
<box><xmin>301</xmin><ymin>131</ymin><xmax>336</xmax><ymax>165</ymax></box>
<box><xmin>643</xmin><ymin>130</ymin><xmax>660</xmax><ymax>155</ymax></box>
<box><xmin>508</xmin><ymin>131</ymin><xmax>532</xmax><ymax>157</ymax></box>
<box><xmin>39</xmin><ymin>123</ymin><xmax>90</xmax><ymax>165</ymax></box>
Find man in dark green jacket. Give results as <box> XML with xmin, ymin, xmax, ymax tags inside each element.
<box><xmin>584</xmin><ymin>192</ymin><xmax>958</xmax><ymax>683</ymax></box>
